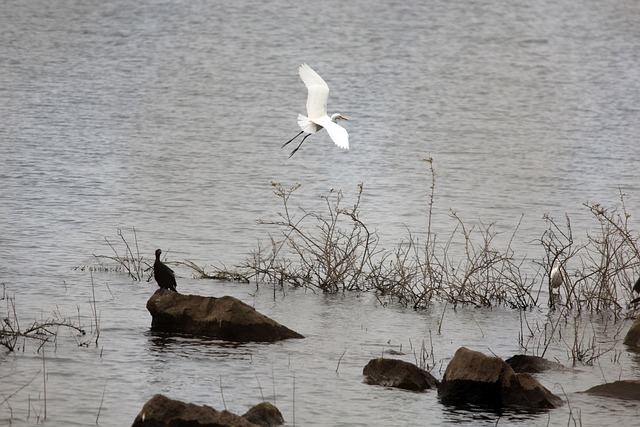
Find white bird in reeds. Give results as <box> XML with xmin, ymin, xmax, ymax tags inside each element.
<box><xmin>282</xmin><ymin>63</ymin><xmax>349</xmax><ymax>157</ymax></box>
<box><xmin>550</xmin><ymin>266</ymin><xmax>563</xmax><ymax>289</ymax></box>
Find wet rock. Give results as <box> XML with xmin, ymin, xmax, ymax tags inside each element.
<box><xmin>242</xmin><ymin>402</ymin><xmax>284</xmax><ymax>426</ymax></box>
<box><xmin>501</xmin><ymin>371</ymin><xmax>564</xmax><ymax>408</ymax></box>
<box><xmin>584</xmin><ymin>380</ymin><xmax>640</xmax><ymax>401</ymax></box>
<box><xmin>623</xmin><ymin>314</ymin><xmax>640</xmax><ymax>348</ymax></box>
<box><xmin>131</xmin><ymin>394</ymin><xmax>258</xmax><ymax>427</ymax></box>
<box><xmin>147</xmin><ymin>290</ymin><xmax>304</xmax><ymax>342</ymax></box>
<box><xmin>505</xmin><ymin>354</ymin><xmax>565</xmax><ymax>373</ymax></box>
<box><xmin>438</xmin><ymin>347</ymin><xmax>563</xmax><ymax>409</ymax></box>
<box><xmin>363</xmin><ymin>358</ymin><xmax>439</xmax><ymax>391</ymax></box>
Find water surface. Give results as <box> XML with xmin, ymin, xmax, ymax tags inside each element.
<box><xmin>1</xmin><ymin>0</ymin><xmax>640</xmax><ymax>425</ymax></box>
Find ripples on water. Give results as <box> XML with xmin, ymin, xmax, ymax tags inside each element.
<box><xmin>1</xmin><ymin>0</ymin><xmax>639</xmax><ymax>425</ymax></box>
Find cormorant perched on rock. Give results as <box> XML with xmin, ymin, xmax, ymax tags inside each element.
<box><xmin>154</xmin><ymin>249</ymin><xmax>177</xmax><ymax>292</ymax></box>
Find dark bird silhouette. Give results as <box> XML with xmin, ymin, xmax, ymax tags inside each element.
<box><xmin>154</xmin><ymin>248</ymin><xmax>177</xmax><ymax>292</ymax></box>
<box><xmin>631</xmin><ymin>277</ymin><xmax>640</xmax><ymax>305</ymax></box>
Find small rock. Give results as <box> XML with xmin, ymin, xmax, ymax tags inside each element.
<box><xmin>242</xmin><ymin>402</ymin><xmax>284</xmax><ymax>426</ymax></box>
<box><xmin>363</xmin><ymin>358</ymin><xmax>439</xmax><ymax>391</ymax></box>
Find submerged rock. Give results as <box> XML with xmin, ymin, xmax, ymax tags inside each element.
<box><xmin>584</xmin><ymin>380</ymin><xmax>640</xmax><ymax>401</ymax></box>
<box><xmin>363</xmin><ymin>358</ymin><xmax>439</xmax><ymax>391</ymax></box>
<box><xmin>146</xmin><ymin>290</ymin><xmax>304</xmax><ymax>342</ymax></box>
<box><xmin>438</xmin><ymin>347</ymin><xmax>563</xmax><ymax>409</ymax></box>
<box><xmin>505</xmin><ymin>354</ymin><xmax>565</xmax><ymax>373</ymax></box>
<box><xmin>623</xmin><ymin>314</ymin><xmax>640</xmax><ymax>348</ymax></box>
<box><xmin>131</xmin><ymin>394</ymin><xmax>258</xmax><ymax>427</ymax></box>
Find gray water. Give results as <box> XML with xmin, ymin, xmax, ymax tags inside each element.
<box><xmin>1</xmin><ymin>0</ymin><xmax>640</xmax><ymax>425</ymax></box>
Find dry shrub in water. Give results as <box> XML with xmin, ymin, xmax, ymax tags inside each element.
<box><xmin>242</xmin><ymin>176</ymin><xmax>536</xmax><ymax>309</ymax></box>
<box><xmin>83</xmin><ymin>227</ymin><xmax>150</xmax><ymax>281</ymax></box>
<box><xmin>0</xmin><ymin>291</ymin><xmax>91</xmax><ymax>352</ymax></box>
<box><xmin>538</xmin><ymin>190</ymin><xmax>640</xmax><ymax>318</ymax></box>
<box><xmin>518</xmin><ymin>305</ymin><xmax>627</xmax><ymax>367</ymax></box>
<box><xmin>243</xmin><ymin>168</ymin><xmax>640</xmax><ymax>315</ymax></box>
<box><xmin>86</xmin><ymin>228</ymin><xmax>249</xmax><ymax>284</ymax></box>
<box><xmin>243</xmin><ymin>182</ymin><xmax>375</xmax><ymax>293</ymax></box>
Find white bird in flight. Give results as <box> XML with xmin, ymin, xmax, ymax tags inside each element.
<box><xmin>282</xmin><ymin>63</ymin><xmax>349</xmax><ymax>157</ymax></box>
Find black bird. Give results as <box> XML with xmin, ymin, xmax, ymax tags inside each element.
<box><xmin>631</xmin><ymin>277</ymin><xmax>640</xmax><ymax>305</ymax></box>
<box><xmin>154</xmin><ymin>248</ymin><xmax>177</xmax><ymax>292</ymax></box>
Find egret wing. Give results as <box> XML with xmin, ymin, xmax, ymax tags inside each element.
<box><xmin>299</xmin><ymin>64</ymin><xmax>329</xmax><ymax>120</ymax></box>
<box><xmin>313</xmin><ymin>116</ymin><xmax>349</xmax><ymax>150</ymax></box>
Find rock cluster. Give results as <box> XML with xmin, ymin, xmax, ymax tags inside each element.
<box><xmin>362</xmin><ymin>348</ymin><xmax>564</xmax><ymax>410</ymax></box>
<box><xmin>438</xmin><ymin>347</ymin><xmax>563</xmax><ymax>409</ymax></box>
<box><xmin>135</xmin><ymin>291</ymin><xmax>640</xmax><ymax>424</ymax></box>
<box><xmin>132</xmin><ymin>394</ymin><xmax>283</xmax><ymax>427</ymax></box>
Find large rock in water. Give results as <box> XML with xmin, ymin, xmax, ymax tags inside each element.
<box><xmin>147</xmin><ymin>290</ymin><xmax>304</xmax><ymax>342</ymax></box>
<box><xmin>363</xmin><ymin>358</ymin><xmax>439</xmax><ymax>391</ymax></box>
<box><xmin>131</xmin><ymin>394</ymin><xmax>260</xmax><ymax>427</ymax></box>
<box><xmin>438</xmin><ymin>347</ymin><xmax>563</xmax><ymax>409</ymax></box>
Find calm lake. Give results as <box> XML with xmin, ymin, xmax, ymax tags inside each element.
<box><xmin>1</xmin><ymin>0</ymin><xmax>640</xmax><ymax>425</ymax></box>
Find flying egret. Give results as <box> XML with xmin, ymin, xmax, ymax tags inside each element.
<box><xmin>154</xmin><ymin>249</ymin><xmax>177</xmax><ymax>292</ymax></box>
<box><xmin>282</xmin><ymin>63</ymin><xmax>349</xmax><ymax>157</ymax></box>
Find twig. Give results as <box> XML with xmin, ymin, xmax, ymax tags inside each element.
<box><xmin>42</xmin><ymin>344</ymin><xmax>47</xmax><ymax>420</ymax></box>
<box><xmin>255</xmin><ymin>374</ymin><xmax>265</xmax><ymax>403</ymax></box>
<box><xmin>0</xmin><ymin>370</ymin><xmax>41</xmax><ymax>410</ymax></box>
<box><xmin>336</xmin><ymin>349</ymin><xmax>347</xmax><ymax>374</ymax></box>
<box><xmin>438</xmin><ymin>302</ymin><xmax>447</xmax><ymax>335</ymax></box>
<box><xmin>96</xmin><ymin>382</ymin><xmax>107</xmax><ymax>425</ymax></box>
<box><xmin>91</xmin><ymin>272</ymin><xmax>100</xmax><ymax>346</ymax></box>
<box><xmin>219</xmin><ymin>376</ymin><xmax>227</xmax><ymax>411</ymax></box>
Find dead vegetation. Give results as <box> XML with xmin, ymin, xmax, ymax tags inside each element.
<box><xmin>0</xmin><ymin>283</ymin><xmax>99</xmax><ymax>353</ymax></box>
<box><xmin>538</xmin><ymin>190</ymin><xmax>640</xmax><ymax>317</ymax></box>
<box><xmin>241</xmin><ymin>163</ymin><xmax>640</xmax><ymax>318</ymax></box>
<box><xmin>241</xmin><ymin>162</ymin><xmax>538</xmax><ymax>309</ymax></box>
